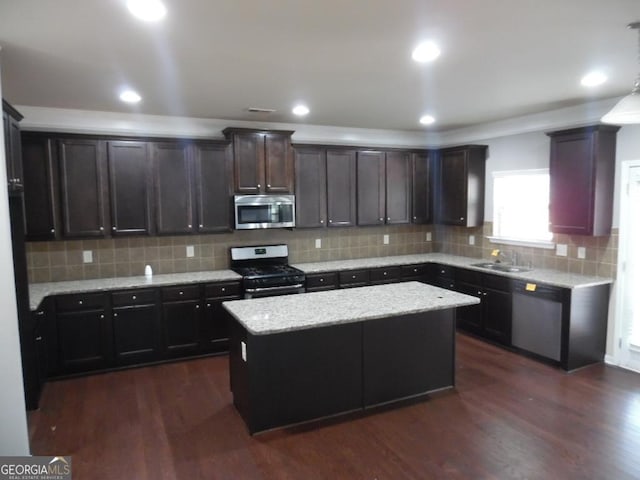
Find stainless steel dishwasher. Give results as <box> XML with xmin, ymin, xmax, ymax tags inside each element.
<box><xmin>511</xmin><ymin>281</ymin><xmax>564</xmax><ymax>361</ymax></box>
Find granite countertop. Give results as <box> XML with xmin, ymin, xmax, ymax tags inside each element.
<box><xmin>293</xmin><ymin>253</ymin><xmax>613</xmax><ymax>289</ymax></box>
<box><xmin>223</xmin><ymin>281</ymin><xmax>480</xmax><ymax>335</ymax></box>
<box><xmin>29</xmin><ymin>270</ymin><xmax>241</xmax><ymax>310</ymax></box>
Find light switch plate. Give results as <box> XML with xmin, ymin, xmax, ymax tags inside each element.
<box><xmin>556</xmin><ymin>244</ymin><xmax>568</xmax><ymax>257</ymax></box>
<box><xmin>469</xmin><ymin>235</ymin><xmax>475</xmax><ymax>246</ymax></box>
<box><xmin>241</xmin><ymin>341</ymin><xmax>247</xmax><ymax>362</ymax></box>
<box><xmin>82</xmin><ymin>250</ymin><xmax>93</xmax><ymax>263</ymax></box>
<box><xmin>383</xmin><ymin>234</ymin><xmax>389</xmax><ymax>245</ymax></box>
<box><xmin>315</xmin><ymin>238</ymin><xmax>322</xmax><ymax>249</ymax></box>
<box><xmin>426</xmin><ymin>232</ymin><xmax>432</xmax><ymax>242</ymax></box>
<box><xmin>186</xmin><ymin>245</ymin><xmax>195</xmax><ymax>257</ymax></box>
<box><xmin>577</xmin><ymin>247</ymin><xmax>586</xmax><ymax>259</ymax></box>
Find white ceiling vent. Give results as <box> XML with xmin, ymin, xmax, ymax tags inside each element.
<box><xmin>247</xmin><ymin>107</ymin><xmax>276</xmax><ymax>113</ymax></box>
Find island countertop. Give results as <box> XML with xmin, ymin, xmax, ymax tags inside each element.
<box><xmin>223</xmin><ymin>281</ymin><xmax>480</xmax><ymax>335</ymax></box>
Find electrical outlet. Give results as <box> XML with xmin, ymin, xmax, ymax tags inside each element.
<box><xmin>469</xmin><ymin>235</ymin><xmax>475</xmax><ymax>246</ymax></box>
<box><xmin>315</xmin><ymin>238</ymin><xmax>322</xmax><ymax>249</ymax></box>
<box><xmin>426</xmin><ymin>232</ymin><xmax>432</xmax><ymax>242</ymax></box>
<box><xmin>556</xmin><ymin>243</ymin><xmax>568</xmax><ymax>257</ymax></box>
<box><xmin>577</xmin><ymin>247</ymin><xmax>586</xmax><ymax>259</ymax></box>
<box><xmin>383</xmin><ymin>234</ymin><xmax>389</xmax><ymax>245</ymax></box>
<box><xmin>82</xmin><ymin>250</ymin><xmax>93</xmax><ymax>263</ymax></box>
<box><xmin>186</xmin><ymin>245</ymin><xmax>195</xmax><ymax>257</ymax></box>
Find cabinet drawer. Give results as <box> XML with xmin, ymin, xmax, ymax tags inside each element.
<box><xmin>56</xmin><ymin>293</ymin><xmax>106</xmax><ymax>312</ymax></box>
<box><xmin>112</xmin><ymin>289</ymin><xmax>157</xmax><ymax>307</ymax></box>
<box><xmin>432</xmin><ymin>264</ymin><xmax>455</xmax><ymax>278</ymax></box>
<box><xmin>512</xmin><ymin>281</ymin><xmax>565</xmax><ymax>302</ymax></box>
<box><xmin>306</xmin><ymin>272</ymin><xmax>338</xmax><ymax>290</ymax></box>
<box><xmin>339</xmin><ymin>269</ymin><xmax>370</xmax><ymax>287</ymax></box>
<box><xmin>401</xmin><ymin>264</ymin><xmax>428</xmax><ymax>278</ymax></box>
<box><xmin>483</xmin><ymin>273</ymin><xmax>512</xmax><ymax>292</ymax></box>
<box><xmin>204</xmin><ymin>282</ymin><xmax>241</xmax><ymax>298</ymax></box>
<box><xmin>457</xmin><ymin>268</ymin><xmax>482</xmax><ymax>285</ymax></box>
<box><xmin>162</xmin><ymin>285</ymin><xmax>201</xmax><ymax>302</ymax></box>
<box><xmin>370</xmin><ymin>266</ymin><xmax>401</xmax><ymax>284</ymax></box>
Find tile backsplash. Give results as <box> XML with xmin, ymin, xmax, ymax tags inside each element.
<box><xmin>26</xmin><ymin>222</ymin><xmax>618</xmax><ymax>283</ymax></box>
<box><xmin>26</xmin><ymin>225</ymin><xmax>434</xmax><ymax>283</ymax></box>
<box><xmin>434</xmin><ymin>222</ymin><xmax>618</xmax><ymax>278</ymax></box>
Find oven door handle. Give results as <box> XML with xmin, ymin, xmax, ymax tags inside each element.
<box><xmin>244</xmin><ymin>284</ymin><xmax>304</xmax><ymax>293</ymax></box>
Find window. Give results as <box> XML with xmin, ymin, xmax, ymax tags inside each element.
<box><xmin>491</xmin><ymin>169</ymin><xmax>553</xmax><ymax>245</ymax></box>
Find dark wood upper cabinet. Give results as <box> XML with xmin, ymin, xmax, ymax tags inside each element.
<box><xmin>58</xmin><ymin>139</ymin><xmax>108</xmax><ymax>238</ymax></box>
<box><xmin>193</xmin><ymin>142</ymin><xmax>233</xmax><ymax>232</ymax></box>
<box><xmin>385</xmin><ymin>151</ymin><xmax>411</xmax><ymax>224</ymax></box>
<box><xmin>326</xmin><ymin>149</ymin><xmax>357</xmax><ymax>227</ymax></box>
<box><xmin>357</xmin><ymin>151</ymin><xmax>386</xmax><ymax>225</ymax></box>
<box><xmin>107</xmin><ymin>141</ymin><xmax>152</xmax><ymax>236</ymax></box>
<box><xmin>21</xmin><ymin>134</ymin><xmax>58</xmax><ymax>240</ymax></box>
<box><xmin>437</xmin><ymin>145</ymin><xmax>487</xmax><ymax>227</ymax></box>
<box><xmin>294</xmin><ymin>146</ymin><xmax>327</xmax><ymax>228</ymax></box>
<box><xmin>223</xmin><ymin>128</ymin><xmax>294</xmax><ymax>193</ymax></box>
<box><xmin>411</xmin><ymin>151</ymin><xmax>433</xmax><ymax>224</ymax></box>
<box><xmin>3</xmin><ymin>100</ymin><xmax>24</xmax><ymax>193</ymax></box>
<box><xmin>356</xmin><ymin>150</ymin><xmax>411</xmax><ymax>226</ymax></box>
<box><xmin>547</xmin><ymin>125</ymin><xmax>619</xmax><ymax>236</ymax></box>
<box><xmin>152</xmin><ymin>142</ymin><xmax>194</xmax><ymax>235</ymax></box>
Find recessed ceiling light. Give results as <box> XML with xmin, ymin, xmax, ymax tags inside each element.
<box><xmin>412</xmin><ymin>42</ymin><xmax>441</xmax><ymax>63</ymax></box>
<box><xmin>127</xmin><ymin>0</ymin><xmax>167</xmax><ymax>22</ymax></box>
<box><xmin>292</xmin><ymin>105</ymin><xmax>310</xmax><ymax>116</ymax></box>
<box><xmin>581</xmin><ymin>71</ymin><xmax>607</xmax><ymax>87</ymax></box>
<box><xmin>419</xmin><ymin>115</ymin><xmax>436</xmax><ymax>125</ymax></box>
<box><xmin>120</xmin><ymin>90</ymin><xmax>142</xmax><ymax>103</ymax></box>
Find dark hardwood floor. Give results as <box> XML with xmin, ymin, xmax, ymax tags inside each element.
<box><xmin>29</xmin><ymin>333</ymin><xmax>640</xmax><ymax>479</ymax></box>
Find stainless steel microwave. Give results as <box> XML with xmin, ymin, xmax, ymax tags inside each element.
<box><xmin>234</xmin><ymin>195</ymin><xmax>296</xmax><ymax>230</ymax></box>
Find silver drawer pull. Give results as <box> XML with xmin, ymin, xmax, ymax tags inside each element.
<box><xmin>207</xmin><ymin>303</ymin><xmax>211</xmax><ymax>308</ymax></box>
<box><xmin>195</xmin><ymin>305</ymin><xmax>200</xmax><ymax>309</ymax></box>
<box><xmin>383</xmin><ymin>272</ymin><xmax>387</xmax><ymax>276</ymax></box>
<box><xmin>352</xmin><ymin>275</ymin><xmax>356</xmax><ymax>279</ymax></box>
<box><xmin>221</xmin><ymin>287</ymin><xmax>225</xmax><ymax>292</ymax></box>
<box><xmin>320</xmin><ymin>278</ymin><xmax>324</xmax><ymax>282</ymax></box>
<box><xmin>78</xmin><ymin>300</ymin><xmax>83</xmax><ymax>305</ymax></box>
<box><xmin>179</xmin><ymin>291</ymin><xmax>184</xmax><ymax>295</ymax></box>
<box><xmin>132</xmin><ymin>295</ymin><xmax>137</xmax><ymax>300</ymax></box>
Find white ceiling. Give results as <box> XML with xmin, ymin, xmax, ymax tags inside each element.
<box><xmin>1</xmin><ymin>0</ymin><xmax>640</xmax><ymax>132</ymax></box>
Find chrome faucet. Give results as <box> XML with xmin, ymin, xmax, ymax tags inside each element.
<box><xmin>493</xmin><ymin>249</ymin><xmax>518</xmax><ymax>265</ymax></box>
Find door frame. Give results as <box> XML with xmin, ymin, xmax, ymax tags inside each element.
<box><xmin>611</xmin><ymin>159</ymin><xmax>640</xmax><ymax>371</ymax></box>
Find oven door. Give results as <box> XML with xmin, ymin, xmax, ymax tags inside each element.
<box><xmin>244</xmin><ymin>283</ymin><xmax>305</xmax><ymax>299</ymax></box>
<box><xmin>234</xmin><ymin>195</ymin><xmax>295</xmax><ymax>229</ymax></box>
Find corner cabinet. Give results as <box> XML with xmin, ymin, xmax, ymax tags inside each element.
<box><xmin>547</xmin><ymin>125</ymin><xmax>619</xmax><ymax>236</ymax></box>
<box><xmin>437</xmin><ymin>145</ymin><xmax>487</xmax><ymax>227</ymax></box>
<box><xmin>223</xmin><ymin>128</ymin><xmax>294</xmax><ymax>194</ymax></box>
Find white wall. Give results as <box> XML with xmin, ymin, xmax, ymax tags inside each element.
<box><xmin>0</xmin><ymin>57</ymin><xmax>31</xmax><ymax>455</ymax></box>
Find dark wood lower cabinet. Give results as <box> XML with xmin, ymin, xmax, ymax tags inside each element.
<box><xmin>229</xmin><ymin>309</ymin><xmax>456</xmax><ymax>434</ymax></box>
<box><xmin>113</xmin><ymin>304</ymin><xmax>161</xmax><ymax>365</ymax></box>
<box><xmin>56</xmin><ymin>309</ymin><xmax>111</xmax><ymax>374</ymax></box>
<box><xmin>162</xmin><ymin>300</ymin><xmax>202</xmax><ymax>357</ymax></box>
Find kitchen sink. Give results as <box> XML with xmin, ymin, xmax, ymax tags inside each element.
<box><xmin>471</xmin><ymin>262</ymin><xmax>532</xmax><ymax>273</ymax></box>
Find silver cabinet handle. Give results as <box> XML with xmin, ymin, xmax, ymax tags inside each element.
<box><xmin>199</xmin><ymin>224</ymin><xmax>203</xmax><ymax>228</ymax></box>
<box><xmin>413</xmin><ymin>268</ymin><xmax>418</xmax><ymax>273</ymax></box>
<box><xmin>35</xmin><ymin>336</ymin><xmax>42</xmax><ymax>341</ymax></box>
<box><xmin>36</xmin><ymin>311</ymin><xmax>45</xmax><ymax>316</ymax></box>
<box><xmin>132</xmin><ymin>295</ymin><xmax>137</xmax><ymax>300</ymax></box>
<box><xmin>179</xmin><ymin>291</ymin><xmax>184</xmax><ymax>295</ymax></box>
<box><xmin>257</xmin><ymin>184</ymin><xmax>261</xmax><ymax>188</ymax></box>
<box><xmin>221</xmin><ymin>287</ymin><xmax>226</xmax><ymax>292</ymax></box>
<box><xmin>195</xmin><ymin>305</ymin><xmax>200</xmax><ymax>309</ymax></box>
<box><xmin>320</xmin><ymin>220</ymin><xmax>324</xmax><ymax>224</ymax></box>
<box><xmin>207</xmin><ymin>303</ymin><xmax>211</xmax><ymax>308</ymax></box>
<box><xmin>267</xmin><ymin>184</ymin><xmax>271</xmax><ymax>188</ymax></box>
<box><xmin>352</xmin><ymin>275</ymin><xmax>356</xmax><ymax>279</ymax></box>
<box><xmin>383</xmin><ymin>272</ymin><xmax>387</xmax><ymax>276</ymax></box>
<box><xmin>99</xmin><ymin>226</ymin><xmax>104</xmax><ymax>231</ymax></box>
<box><xmin>477</xmin><ymin>291</ymin><xmax>482</xmax><ymax>295</ymax></box>
<box><xmin>78</xmin><ymin>300</ymin><xmax>83</xmax><ymax>305</ymax></box>
<box><xmin>320</xmin><ymin>278</ymin><xmax>324</xmax><ymax>282</ymax></box>
<box><xmin>113</xmin><ymin>313</ymin><xmax>118</xmax><ymax>317</ymax></box>
<box><xmin>460</xmin><ymin>217</ymin><xmax>464</xmax><ymax>221</ymax></box>
<box><xmin>413</xmin><ymin>216</ymin><xmax>417</xmax><ymax>220</ymax></box>
<box><xmin>112</xmin><ymin>226</ymin><xmax>116</xmax><ymax>231</ymax></box>
<box><xmin>329</xmin><ymin>219</ymin><xmax>333</xmax><ymax>223</ymax></box>
<box><xmin>188</xmin><ymin>224</ymin><xmax>192</xmax><ymax>228</ymax></box>
<box><xmin>50</xmin><ymin>229</ymin><xmax>55</xmax><ymax>234</ymax></box>
<box><xmin>483</xmin><ymin>292</ymin><xmax>488</xmax><ymax>296</ymax></box>
<box><xmin>379</xmin><ymin>217</ymin><xmax>383</xmax><ymax>222</ymax></box>
<box><xmin>100</xmin><ymin>314</ymin><xmax>104</xmax><ymax>319</ymax></box>
<box><xmin>387</xmin><ymin>217</ymin><xmax>390</xmax><ymax>221</ymax></box>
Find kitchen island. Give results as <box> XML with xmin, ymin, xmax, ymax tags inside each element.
<box><xmin>223</xmin><ymin>281</ymin><xmax>479</xmax><ymax>434</ymax></box>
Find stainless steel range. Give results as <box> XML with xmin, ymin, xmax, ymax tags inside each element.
<box><xmin>230</xmin><ymin>244</ymin><xmax>306</xmax><ymax>299</ymax></box>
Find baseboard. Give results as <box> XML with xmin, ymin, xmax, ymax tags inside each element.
<box><xmin>604</xmin><ymin>354</ymin><xmax>617</xmax><ymax>366</ymax></box>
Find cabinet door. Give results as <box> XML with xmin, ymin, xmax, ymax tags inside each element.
<box><xmin>6</xmin><ymin>113</ymin><xmax>23</xmax><ymax>190</ymax></box>
<box><xmin>233</xmin><ymin>132</ymin><xmax>264</xmax><ymax>193</ymax></box>
<box><xmin>385</xmin><ymin>151</ymin><xmax>411</xmax><ymax>224</ymax></box>
<box><xmin>294</xmin><ymin>147</ymin><xmax>327</xmax><ymax>228</ymax></box>
<box><xmin>112</xmin><ymin>304</ymin><xmax>161</xmax><ymax>365</ymax></box>
<box><xmin>22</xmin><ymin>136</ymin><xmax>58</xmax><ymax>240</ymax></box>
<box><xmin>412</xmin><ymin>152</ymin><xmax>432</xmax><ymax>224</ymax></box>
<box><xmin>264</xmin><ymin>133</ymin><xmax>293</xmax><ymax>193</ymax></box>
<box><xmin>152</xmin><ymin>142</ymin><xmax>194</xmax><ymax>234</ymax></box>
<box><xmin>108</xmin><ymin>141</ymin><xmax>152</xmax><ymax>236</ymax></box>
<box><xmin>194</xmin><ymin>143</ymin><xmax>233</xmax><ymax>232</ymax></box>
<box><xmin>162</xmin><ymin>300</ymin><xmax>201</xmax><ymax>357</ymax></box>
<box><xmin>483</xmin><ymin>287</ymin><xmax>512</xmax><ymax>345</ymax></box>
<box><xmin>549</xmin><ymin>131</ymin><xmax>593</xmax><ymax>234</ymax></box>
<box><xmin>356</xmin><ymin>150</ymin><xmax>385</xmax><ymax>225</ymax></box>
<box><xmin>438</xmin><ymin>149</ymin><xmax>468</xmax><ymax>225</ymax></box>
<box><xmin>326</xmin><ymin>149</ymin><xmax>357</xmax><ymax>227</ymax></box>
<box><xmin>58</xmin><ymin>139</ymin><xmax>108</xmax><ymax>237</ymax></box>
<box><xmin>455</xmin><ymin>281</ymin><xmax>483</xmax><ymax>334</ymax></box>
<box><xmin>202</xmin><ymin>297</ymin><xmax>237</xmax><ymax>353</ymax></box>
<box><xmin>57</xmin><ymin>310</ymin><xmax>111</xmax><ymax>373</ymax></box>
